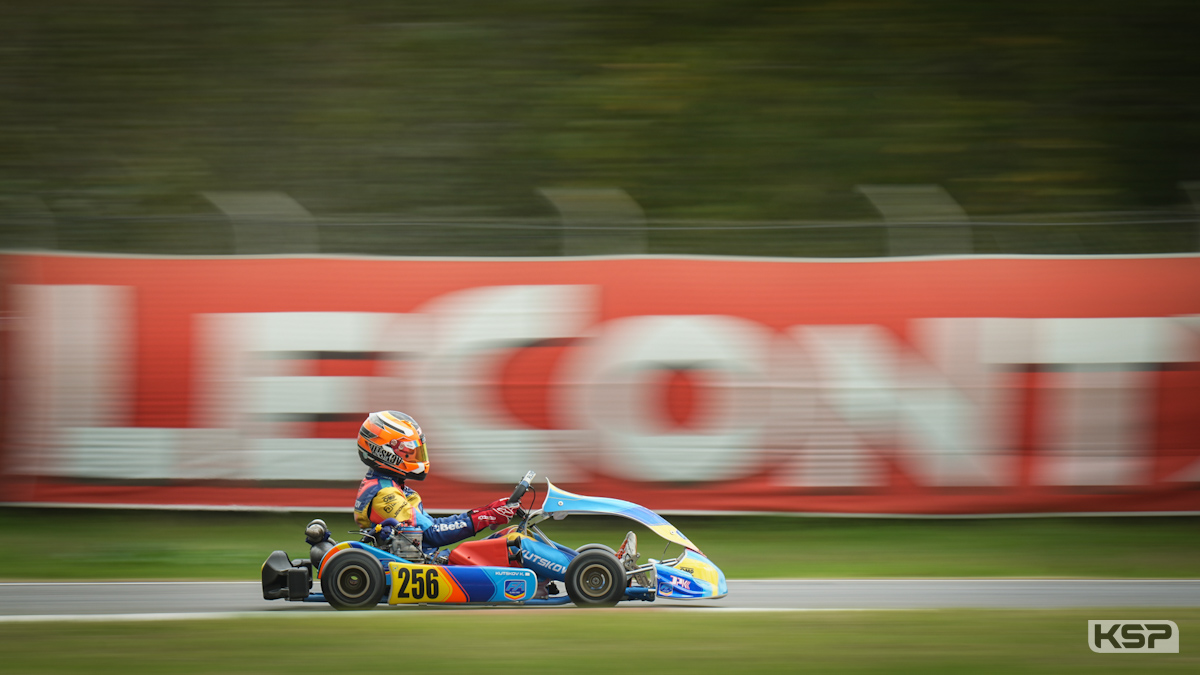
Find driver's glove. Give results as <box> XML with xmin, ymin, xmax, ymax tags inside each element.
<box><xmin>372</xmin><ymin>517</ymin><xmax>401</xmax><ymax>542</ymax></box>
<box><xmin>468</xmin><ymin>498</ymin><xmax>520</xmax><ymax>533</ymax></box>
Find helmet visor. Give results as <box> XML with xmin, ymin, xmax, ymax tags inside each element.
<box><xmin>392</xmin><ymin>437</ymin><xmax>427</xmax><ymax>464</ymax></box>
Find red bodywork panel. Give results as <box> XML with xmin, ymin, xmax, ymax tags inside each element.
<box><xmin>448</xmin><ymin>536</ymin><xmax>512</xmax><ymax>567</ymax></box>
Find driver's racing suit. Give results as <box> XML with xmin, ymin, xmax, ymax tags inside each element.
<box><xmin>353</xmin><ymin>469</ymin><xmax>515</xmax><ymax>557</ymax></box>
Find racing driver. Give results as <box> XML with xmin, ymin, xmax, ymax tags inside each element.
<box><xmin>306</xmin><ymin>410</ymin><xmax>521</xmax><ymax>560</ymax></box>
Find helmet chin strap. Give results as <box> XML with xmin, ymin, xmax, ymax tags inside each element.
<box><xmin>371</xmin><ymin>465</ymin><xmax>408</xmax><ymax>483</ymax></box>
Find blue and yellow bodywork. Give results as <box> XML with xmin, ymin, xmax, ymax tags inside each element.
<box><xmin>309</xmin><ymin>541</ymin><xmax>541</xmax><ymax>605</ymax></box>
<box><xmin>265</xmin><ymin>478</ymin><xmax>727</xmax><ymax>607</ymax></box>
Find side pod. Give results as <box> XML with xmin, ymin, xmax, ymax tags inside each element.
<box><xmin>261</xmin><ymin>550</ymin><xmax>312</xmax><ymax>601</ymax></box>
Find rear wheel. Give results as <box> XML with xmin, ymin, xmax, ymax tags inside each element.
<box><xmin>565</xmin><ymin>549</ymin><xmax>626</xmax><ymax>608</ymax></box>
<box><xmin>322</xmin><ymin>550</ymin><xmax>385</xmax><ymax>610</ymax></box>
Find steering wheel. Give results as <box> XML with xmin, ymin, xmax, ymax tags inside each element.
<box><xmin>508</xmin><ymin>470</ymin><xmax>536</xmax><ymax>524</ymax></box>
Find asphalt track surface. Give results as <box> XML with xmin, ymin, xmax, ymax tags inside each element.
<box><xmin>2</xmin><ymin>579</ymin><xmax>1199</xmax><ymax>621</ymax></box>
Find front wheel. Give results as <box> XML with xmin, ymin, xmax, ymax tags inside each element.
<box><xmin>565</xmin><ymin>549</ymin><xmax>626</xmax><ymax>608</ymax></box>
<box><xmin>322</xmin><ymin>550</ymin><xmax>385</xmax><ymax>610</ymax></box>
<box><xmin>575</xmin><ymin>543</ymin><xmax>617</xmax><ymax>556</ymax></box>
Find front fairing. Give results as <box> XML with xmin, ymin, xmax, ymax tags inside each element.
<box><xmin>534</xmin><ymin>480</ymin><xmax>727</xmax><ymax>602</ymax></box>
<box><xmin>654</xmin><ymin>549</ymin><xmax>727</xmax><ymax>600</ymax></box>
<box><xmin>540</xmin><ymin>480</ymin><xmax>702</xmax><ymax>553</ymax></box>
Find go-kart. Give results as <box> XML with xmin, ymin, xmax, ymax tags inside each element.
<box><xmin>262</xmin><ymin>471</ymin><xmax>727</xmax><ymax>609</ymax></box>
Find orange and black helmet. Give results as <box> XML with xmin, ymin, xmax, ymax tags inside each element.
<box><xmin>356</xmin><ymin>411</ymin><xmax>429</xmax><ymax>481</ymax></box>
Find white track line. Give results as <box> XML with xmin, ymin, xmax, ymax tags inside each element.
<box><xmin>0</xmin><ymin>612</ymin><xmax>265</xmax><ymax>623</ymax></box>
<box><xmin>0</xmin><ymin>607</ymin><xmax>902</xmax><ymax>623</ymax></box>
<box><xmin>0</xmin><ymin>581</ymin><xmax>262</xmax><ymax>586</ymax></box>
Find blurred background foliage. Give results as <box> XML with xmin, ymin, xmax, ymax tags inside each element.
<box><xmin>2</xmin><ymin>0</ymin><xmax>1199</xmax><ymax>255</ymax></box>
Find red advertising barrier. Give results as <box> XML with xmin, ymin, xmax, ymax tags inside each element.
<box><xmin>1</xmin><ymin>252</ymin><xmax>1198</xmax><ymax>515</ymax></box>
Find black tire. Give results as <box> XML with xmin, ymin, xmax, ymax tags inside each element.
<box><xmin>565</xmin><ymin>549</ymin><xmax>626</xmax><ymax>608</ymax></box>
<box><xmin>575</xmin><ymin>543</ymin><xmax>617</xmax><ymax>556</ymax></box>
<box><xmin>321</xmin><ymin>550</ymin><xmax>385</xmax><ymax>610</ymax></box>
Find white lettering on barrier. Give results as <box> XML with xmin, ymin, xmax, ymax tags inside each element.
<box><xmin>560</xmin><ymin>314</ymin><xmax>773</xmax><ymax>482</ymax></box>
<box><xmin>777</xmin><ymin>321</ymin><xmax>1011</xmax><ymax>488</ymax></box>
<box><xmin>411</xmin><ymin>284</ymin><xmax>594</xmax><ymax>483</ymax></box>
<box><xmin>9</xmin><ymin>284</ymin><xmax>134</xmax><ymax>476</ymax></box>
<box><xmin>982</xmin><ymin>317</ymin><xmax>1192</xmax><ymax>487</ymax></box>
<box><xmin>9</xmin><ymin>284</ymin><xmax>1200</xmax><ymax>490</ymax></box>
<box><xmin>193</xmin><ymin>311</ymin><xmax>422</xmax><ymax>481</ymax></box>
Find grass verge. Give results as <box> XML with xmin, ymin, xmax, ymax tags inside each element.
<box><xmin>1</xmin><ymin>610</ymin><xmax>1197</xmax><ymax>674</ymax></box>
<box><xmin>1</xmin><ymin>507</ymin><xmax>1197</xmax><ymax>580</ymax></box>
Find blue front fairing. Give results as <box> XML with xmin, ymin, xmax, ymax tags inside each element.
<box><xmin>653</xmin><ymin>549</ymin><xmax>727</xmax><ymax>600</ymax></box>
<box><xmin>541</xmin><ymin>481</ymin><xmax>701</xmax><ymax>552</ymax></box>
<box><xmin>537</xmin><ymin>481</ymin><xmax>726</xmax><ymax>602</ymax></box>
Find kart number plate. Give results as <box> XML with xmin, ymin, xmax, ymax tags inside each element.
<box><xmin>388</xmin><ymin>564</ymin><xmax>453</xmax><ymax>604</ymax></box>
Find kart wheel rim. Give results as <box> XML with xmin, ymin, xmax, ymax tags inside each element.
<box><xmin>579</xmin><ymin>563</ymin><xmax>613</xmax><ymax>598</ymax></box>
<box><xmin>336</xmin><ymin>563</ymin><xmax>371</xmax><ymax>599</ymax></box>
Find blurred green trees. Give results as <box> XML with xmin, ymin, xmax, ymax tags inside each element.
<box><xmin>1</xmin><ymin>1</ymin><xmax>1198</xmax><ymax>254</ymax></box>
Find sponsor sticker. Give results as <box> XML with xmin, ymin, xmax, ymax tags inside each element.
<box><xmin>367</xmin><ymin>441</ymin><xmax>400</xmax><ymax>464</ymax></box>
<box><xmin>521</xmin><ymin>550</ymin><xmax>567</xmax><ymax>575</ymax></box>
<box><xmin>504</xmin><ymin>579</ymin><xmax>528</xmax><ymax>600</ymax></box>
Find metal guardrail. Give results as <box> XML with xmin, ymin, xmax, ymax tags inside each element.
<box><xmin>1</xmin><ymin>209</ymin><xmax>1198</xmax><ymax>257</ymax></box>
